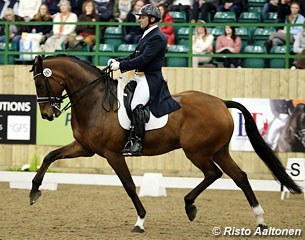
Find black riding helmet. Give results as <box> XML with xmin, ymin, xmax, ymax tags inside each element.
<box><xmin>136</xmin><ymin>4</ymin><xmax>161</xmax><ymax>25</ymax></box>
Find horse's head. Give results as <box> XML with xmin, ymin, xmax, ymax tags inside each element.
<box><xmin>30</xmin><ymin>55</ymin><xmax>66</xmax><ymax>121</ymax></box>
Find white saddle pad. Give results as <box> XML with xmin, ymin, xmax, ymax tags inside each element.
<box><xmin>117</xmin><ymin>72</ymin><xmax>168</xmax><ymax>131</ymax></box>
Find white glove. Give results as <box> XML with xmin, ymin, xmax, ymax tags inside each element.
<box><xmin>107</xmin><ymin>58</ymin><xmax>116</xmax><ymax>66</ymax></box>
<box><xmin>110</xmin><ymin>61</ymin><xmax>120</xmax><ymax>71</ymax></box>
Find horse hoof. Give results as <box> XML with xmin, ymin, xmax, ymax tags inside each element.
<box><xmin>131</xmin><ymin>226</ymin><xmax>145</xmax><ymax>233</ymax></box>
<box><xmin>256</xmin><ymin>224</ymin><xmax>268</xmax><ymax>230</ymax></box>
<box><xmin>186</xmin><ymin>204</ymin><xmax>197</xmax><ymax>221</ymax></box>
<box><xmin>29</xmin><ymin>190</ymin><xmax>41</xmax><ymax>205</ymax></box>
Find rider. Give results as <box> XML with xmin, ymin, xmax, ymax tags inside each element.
<box><xmin>108</xmin><ymin>4</ymin><xmax>180</xmax><ymax>156</ymax></box>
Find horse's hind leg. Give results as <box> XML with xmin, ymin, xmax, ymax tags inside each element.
<box><xmin>184</xmin><ymin>152</ymin><xmax>223</xmax><ymax>221</ymax></box>
<box><xmin>213</xmin><ymin>147</ymin><xmax>266</xmax><ymax>227</ymax></box>
<box><xmin>30</xmin><ymin>141</ymin><xmax>94</xmax><ymax>205</ymax></box>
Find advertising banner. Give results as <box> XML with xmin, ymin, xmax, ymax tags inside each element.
<box><xmin>0</xmin><ymin>94</ymin><xmax>36</xmax><ymax>144</ymax></box>
<box><xmin>231</xmin><ymin>98</ymin><xmax>305</xmax><ymax>152</ymax></box>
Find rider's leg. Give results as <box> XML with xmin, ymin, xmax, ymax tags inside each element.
<box><xmin>122</xmin><ymin>74</ymin><xmax>149</xmax><ymax>156</ymax></box>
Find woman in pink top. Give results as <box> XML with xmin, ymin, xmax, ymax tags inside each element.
<box><xmin>215</xmin><ymin>25</ymin><xmax>242</xmax><ymax>68</ymax></box>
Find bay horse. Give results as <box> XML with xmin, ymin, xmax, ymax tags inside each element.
<box><xmin>276</xmin><ymin>103</ymin><xmax>305</xmax><ymax>152</ymax></box>
<box><xmin>30</xmin><ymin>55</ymin><xmax>302</xmax><ymax>232</ymax></box>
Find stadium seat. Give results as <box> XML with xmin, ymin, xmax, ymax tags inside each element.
<box><xmin>166</xmin><ymin>45</ymin><xmax>189</xmax><ymax>67</ymax></box>
<box><xmin>238</xmin><ymin>12</ymin><xmax>261</xmax><ymax>23</ymax></box>
<box><xmin>242</xmin><ymin>45</ymin><xmax>266</xmax><ymax>68</ymax></box>
<box><xmin>213</xmin><ymin>11</ymin><xmax>236</xmax><ymax>23</ymax></box>
<box><xmin>93</xmin><ymin>43</ymin><xmax>115</xmax><ymax>66</ymax></box>
<box><xmin>169</xmin><ymin>11</ymin><xmax>187</xmax><ymax>36</ymax></box>
<box><xmin>247</xmin><ymin>0</ymin><xmax>268</xmax><ymax>8</ymax></box>
<box><xmin>248</xmin><ymin>6</ymin><xmax>262</xmax><ymax>13</ymax></box>
<box><xmin>252</xmin><ymin>27</ymin><xmax>276</xmax><ymax>46</ymax></box>
<box><xmin>269</xmin><ymin>45</ymin><xmax>286</xmax><ymax>68</ymax></box>
<box><xmin>176</xmin><ymin>27</ymin><xmax>191</xmax><ymax>46</ymax></box>
<box><xmin>103</xmin><ymin>26</ymin><xmax>123</xmax><ymax>51</ymax></box>
<box><xmin>117</xmin><ymin>44</ymin><xmax>137</xmax><ymax>53</ymax></box>
<box><xmin>263</xmin><ymin>12</ymin><xmax>278</xmax><ymax>23</ymax></box>
<box><xmin>236</xmin><ymin>28</ymin><xmax>251</xmax><ymax>52</ymax></box>
<box><xmin>65</xmin><ymin>42</ymin><xmax>90</xmax><ymax>61</ymax></box>
<box><xmin>0</xmin><ymin>42</ymin><xmax>16</xmax><ymax>64</ymax></box>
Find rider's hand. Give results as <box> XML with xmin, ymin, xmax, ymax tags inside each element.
<box><xmin>110</xmin><ymin>61</ymin><xmax>120</xmax><ymax>71</ymax></box>
<box><xmin>107</xmin><ymin>58</ymin><xmax>116</xmax><ymax>66</ymax></box>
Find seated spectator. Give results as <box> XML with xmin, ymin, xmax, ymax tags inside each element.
<box><xmin>68</xmin><ymin>0</ymin><xmax>99</xmax><ymax>49</ymax></box>
<box><xmin>0</xmin><ymin>8</ymin><xmax>27</xmax><ymax>50</ymax></box>
<box><xmin>29</xmin><ymin>3</ymin><xmax>53</xmax><ymax>42</ymax></box>
<box><xmin>217</xmin><ymin>0</ymin><xmax>245</xmax><ymax>17</ymax></box>
<box><xmin>42</xmin><ymin>0</ymin><xmax>78</xmax><ymax>53</ymax></box>
<box><xmin>0</xmin><ymin>0</ymin><xmax>18</xmax><ymax>19</ymax></box>
<box><xmin>18</xmin><ymin>0</ymin><xmax>42</xmax><ymax>21</ymax></box>
<box><xmin>123</xmin><ymin>0</ymin><xmax>144</xmax><ymax>44</ymax></box>
<box><xmin>113</xmin><ymin>0</ymin><xmax>132</xmax><ymax>22</ymax></box>
<box><xmin>44</xmin><ymin>0</ymin><xmax>60</xmax><ymax>16</ymax></box>
<box><xmin>168</xmin><ymin>0</ymin><xmax>192</xmax><ymax>21</ymax></box>
<box><xmin>215</xmin><ymin>25</ymin><xmax>241</xmax><ymax>68</ymax></box>
<box><xmin>261</xmin><ymin>0</ymin><xmax>279</xmax><ymax>21</ymax></box>
<box><xmin>277</xmin><ymin>0</ymin><xmax>291</xmax><ymax>23</ymax></box>
<box><xmin>293</xmin><ymin>25</ymin><xmax>305</xmax><ymax>68</ymax></box>
<box><xmin>159</xmin><ymin>3</ymin><xmax>175</xmax><ymax>46</ymax></box>
<box><xmin>94</xmin><ymin>0</ymin><xmax>115</xmax><ymax>21</ymax></box>
<box><xmin>70</xmin><ymin>0</ymin><xmax>86</xmax><ymax>16</ymax></box>
<box><xmin>191</xmin><ymin>0</ymin><xmax>219</xmax><ymax>23</ymax></box>
<box><xmin>192</xmin><ymin>20</ymin><xmax>214</xmax><ymax>67</ymax></box>
<box><xmin>266</xmin><ymin>2</ymin><xmax>304</xmax><ymax>50</ymax></box>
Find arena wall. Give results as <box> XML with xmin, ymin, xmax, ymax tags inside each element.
<box><xmin>1</xmin><ymin>65</ymin><xmax>305</xmax><ymax>179</ymax></box>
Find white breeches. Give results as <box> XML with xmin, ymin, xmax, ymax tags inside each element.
<box><xmin>131</xmin><ymin>74</ymin><xmax>150</xmax><ymax>110</ymax></box>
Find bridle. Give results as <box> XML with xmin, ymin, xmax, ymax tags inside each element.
<box><xmin>33</xmin><ymin>61</ymin><xmax>111</xmax><ymax>116</ymax></box>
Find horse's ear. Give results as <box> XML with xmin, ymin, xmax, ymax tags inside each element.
<box><xmin>30</xmin><ymin>55</ymin><xmax>43</xmax><ymax>73</ymax></box>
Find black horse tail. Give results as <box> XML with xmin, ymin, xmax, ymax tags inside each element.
<box><xmin>224</xmin><ymin>100</ymin><xmax>303</xmax><ymax>194</ymax></box>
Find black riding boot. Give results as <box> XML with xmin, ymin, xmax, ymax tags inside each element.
<box><xmin>122</xmin><ymin>104</ymin><xmax>145</xmax><ymax>156</ymax></box>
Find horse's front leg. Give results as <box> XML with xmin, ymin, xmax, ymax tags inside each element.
<box><xmin>30</xmin><ymin>140</ymin><xmax>94</xmax><ymax>205</ymax></box>
<box><xmin>106</xmin><ymin>155</ymin><xmax>146</xmax><ymax>233</ymax></box>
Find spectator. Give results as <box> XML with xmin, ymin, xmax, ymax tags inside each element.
<box><xmin>265</xmin><ymin>2</ymin><xmax>304</xmax><ymax>50</ymax></box>
<box><xmin>215</xmin><ymin>25</ymin><xmax>241</xmax><ymax>68</ymax></box>
<box><xmin>113</xmin><ymin>0</ymin><xmax>132</xmax><ymax>21</ymax></box>
<box><xmin>292</xmin><ymin>25</ymin><xmax>305</xmax><ymax>68</ymax></box>
<box><xmin>168</xmin><ymin>0</ymin><xmax>192</xmax><ymax>21</ymax></box>
<box><xmin>29</xmin><ymin>3</ymin><xmax>53</xmax><ymax>41</ymax></box>
<box><xmin>261</xmin><ymin>0</ymin><xmax>279</xmax><ymax>21</ymax></box>
<box><xmin>44</xmin><ymin>0</ymin><xmax>60</xmax><ymax>15</ymax></box>
<box><xmin>277</xmin><ymin>0</ymin><xmax>291</xmax><ymax>23</ymax></box>
<box><xmin>192</xmin><ymin>20</ymin><xmax>214</xmax><ymax>67</ymax></box>
<box><xmin>18</xmin><ymin>0</ymin><xmax>42</xmax><ymax>21</ymax></box>
<box><xmin>70</xmin><ymin>0</ymin><xmax>86</xmax><ymax>16</ymax></box>
<box><xmin>0</xmin><ymin>0</ymin><xmax>18</xmax><ymax>19</ymax></box>
<box><xmin>123</xmin><ymin>0</ymin><xmax>144</xmax><ymax>44</ymax></box>
<box><xmin>217</xmin><ymin>0</ymin><xmax>245</xmax><ymax>17</ymax></box>
<box><xmin>94</xmin><ymin>0</ymin><xmax>115</xmax><ymax>21</ymax></box>
<box><xmin>191</xmin><ymin>0</ymin><xmax>219</xmax><ymax>23</ymax></box>
<box><xmin>68</xmin><ymin>0</ymin><xmax>99</xmax><ymax>48</ymax></box>
<box><xmin>42</xmin><ymin>0</ymin><xmax>78</xmax><ymax>53</ymax></box>
<box><xmin>0</xmin><ymin>8</ymin><xmax>27</xmax><ymax>49</ymax></box>
<box><xmin>150</xmin><ymin>0</ymin><xmax>171</xmax><ymax>7</ymax></box>
<box><xmin>159</xmin><ymin>3</ymin><xmax>175</xmax><ymax>46</ymax></box>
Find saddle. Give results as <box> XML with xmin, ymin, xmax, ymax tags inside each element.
<box><xmin>116</xmin><ymin>73</ymin><xmax>168</xmax><ymax>131</ymax></box>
